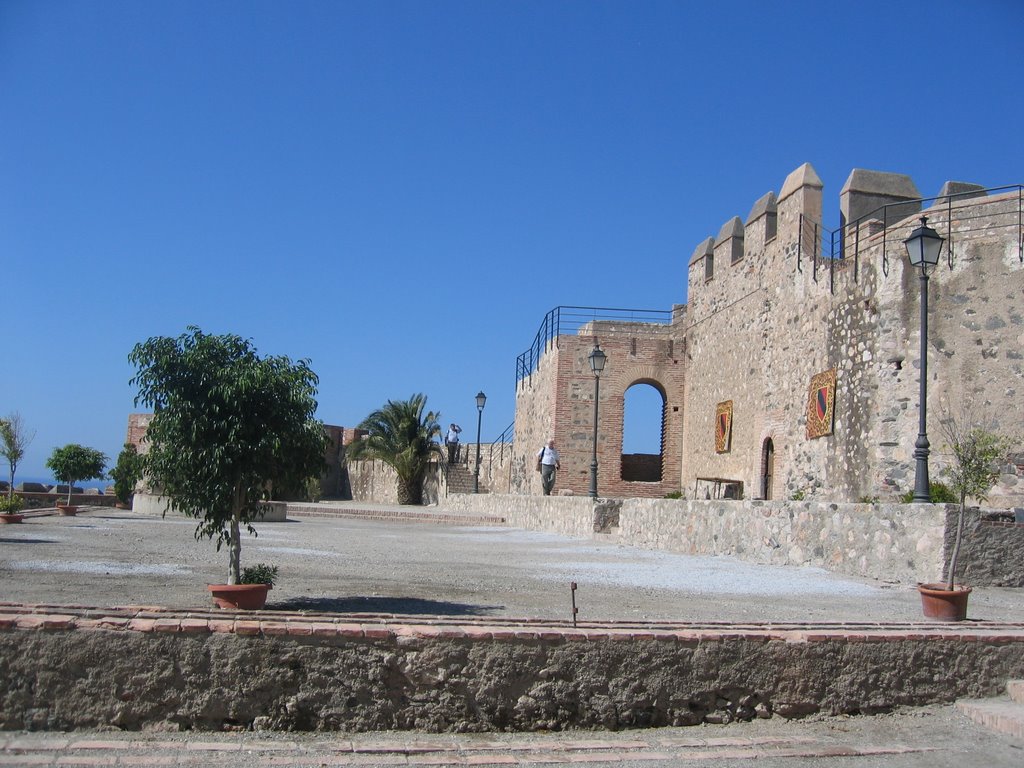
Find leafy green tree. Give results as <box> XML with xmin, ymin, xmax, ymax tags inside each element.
<box><xmin>939</xmin><ymin>410</ymin><xmax>1017</xmax><ymax>591</ymax></box>
<box><xmin>46</xmin><ymin>444</ymin><xmax>107</xmax><ymax>505</ymax></box>
<box><xmin>129</xmin><ymin>327</ymin><xmax>327</xmax><ymax>584</ymax></box>
<box><xmin>0</xmin><ymin>412</ymin><xmax>35</xmax><ymax>500</ymax></box>
<box><xmin>348</xmin><ymin>394</ymin><xmax>442</xmax><ymax>505</ymax></box>
<box><xmin>109</xmin><ymin>442</ymin><xmax>145</xmax><ymax>504</ymax></box>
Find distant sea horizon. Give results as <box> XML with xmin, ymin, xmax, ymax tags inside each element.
<box><xmin>10</xmin><ymin>475</ymin><xmax>111</xmax><ymax>491</ymax></box>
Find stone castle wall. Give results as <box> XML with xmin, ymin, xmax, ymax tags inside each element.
<box><xmin>681</xmin><ymin>167</ymin><xmax>1022</xmax><ymax>505</ymax></box>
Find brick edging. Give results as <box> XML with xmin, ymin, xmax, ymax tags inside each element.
<box><xmin>2</xmin><ymin>603</ymin><xmax>1023</xmax><ymax>644</ymax></box>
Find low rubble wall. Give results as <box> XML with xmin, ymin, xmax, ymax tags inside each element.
<box><xmin>442</xmin><ymin>496</ymin><xmax>1024</xmax><ymax>586</ymax></box>
<box><xmin>1</xmin><ymin>606</ymin><xmax>1023</xmax><ymax>733</ymax></box>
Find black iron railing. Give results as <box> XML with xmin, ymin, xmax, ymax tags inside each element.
<box><xmin>515</xmin><ymin>305</ymin><xmax>673</xmax><ymax>383</ymax></box>
<box><xmin>488</xmin><ymin>421</ymin><xmax>514</xmax><ymax>466</ymax></box>
<box><xmin>798</xmin><ymin>185</ymin><xmax>1023</xmax><ymax>293</ymax></box>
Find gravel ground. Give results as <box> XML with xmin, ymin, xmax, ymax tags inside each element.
<box><xmin>3</xmin><ymin>507</ymin><xmax>1024</xmax><ymax>624</ymax></box>
<box><xmin>3</xmin><ymin>507</ymin><xmax>1024</xmax><ymax>765</ymax></box>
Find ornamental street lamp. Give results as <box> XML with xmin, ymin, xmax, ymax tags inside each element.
<box><xmin>588</xmin><ymin>344</ymin><xmax>607</xmax><ymax>498</ymax></box>
<box><xmin>904</xmin><ymin>216</ymin><xmax>945</xmax><ymax>503</ymax></box>
<box><xmin>474</xmin><ymin>391</ymin><xmax>486</xmax><ymax>493</ymax></box>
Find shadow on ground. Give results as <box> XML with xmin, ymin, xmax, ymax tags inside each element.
<box><xmin>0</xmin><ymin>537</ymin><xmax>58</xmax><ymax>545</ymax></box>
<box><xmin>270</xmin><ymin>595</ymin><xmax>503</xmax><ymax>616</ymax></box>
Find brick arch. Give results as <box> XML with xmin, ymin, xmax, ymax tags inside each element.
<box><xmin>511</xmin><ymin>329</ymin><xmax>685</xmax><ymax>498</ymax></box>
<box><xmin>591</xmin><ymin>357</ymin><xmax>683</xmax><ymax>497</ymax></box>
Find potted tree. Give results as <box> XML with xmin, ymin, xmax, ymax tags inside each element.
<box><xmin>209</xmin><ymin>563</ymin><xmax>279</xmax><ymax>610</ymax></box>
<box><xmin>129</xmin><ymin>327</ymin><xmax>327</xmax><ymax>610</ymax></box>
<box><xmin>917</xmin><ymin>410</ymin><xmax>1016</xmax><ymax>621</ymax></box>
<box><xmin>346</xmin><ymin>393</ymin><xmax>443</xmax><ymax>505</ymax></box>
<box><xmin>109</xmin><ymin>442</ymin><xmax>144</xmax><ymax>509</ymax></box>
<box><xmin>0</xmin><ymin>493</ymin><xmax>25</xmax><ymax>523</ymax></box>
<box><xmin>1</xmin><ymin>412</ymin><xmax>35</xmax><ymax>503</ymax></box>
<box><xmin>45</xmin><ymin>444</ymin><xmax>108</xmax><ymax>515</ymax></box>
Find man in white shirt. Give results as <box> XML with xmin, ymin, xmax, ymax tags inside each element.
<box><xmin>445</xmin><ymin>423</ymin><xmax>462</xmax><ymax>464</ymax></box>
<box><xmin>537</xmin><ymin>438</ymin><xmax>560</xmax><ymax>496</ymax></box>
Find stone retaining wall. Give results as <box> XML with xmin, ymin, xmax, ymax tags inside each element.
<box><xmin>443</xmin><ymin>494</ymin><xmax>601</xmax><ymax>539</ymax></box>
<box><xmin>441</xmin><ymin>495</ymin><xmax>1024</xmax><ymax>586</ymax></box>
<box><xmin>6</xmin><ymin>492</ymin><xmax>119</xmax><ymax>511</ymax></box>
<box><xmin>130</xmin><ymin>495</ymin><xmax>288</xmax><ymax>522</ymax></box>
<box><xmin>1</xmin><ymin>605</ymin><xmax>1022</xmax><ymax>733</ymax></box>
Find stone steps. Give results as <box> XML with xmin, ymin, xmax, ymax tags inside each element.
<box><xmin>956</xmin><ymin>680</ymin><xmax>1024</xmax><ymax>739</ymax></box>
<box><xmin>446</xmin><ymin>464</ymin><xmax>487</xmax><ymax>494</ymax></box>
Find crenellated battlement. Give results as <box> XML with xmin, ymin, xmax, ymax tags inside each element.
<box><xmin>510</xmin><ymin>163</ymin><xmax>1023</xmax><ymax>507</ymax></box>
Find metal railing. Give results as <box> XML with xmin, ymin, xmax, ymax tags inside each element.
<box><xmin>488</xmin><ymin>421</ymin><xmax>514</xmax><ymax>466</ymax></box>
<box><xmin>798</xmin><ymin>185</ymin><xmax>1023</xmax><ymax>293</ymax></box>
<box><xmin>515</xmin><ymin>305</ymin><xmax>674</xmax><ymax>383</ymax></box>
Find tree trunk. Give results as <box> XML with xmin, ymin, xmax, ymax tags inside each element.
<box><xmin>947</xmin><ymin>493</ymin><xmax>967</xmax><ymax>591</ymax></box>
<box><xmin>228</xmin><ymin>482</ymin><xmax>243</xmax><ymax>584</ymax></box>
<box><xmin>228</xmin><ymin>508</ymin><xmax>241</xmax><ymax>584</ymax></box>
<box><xmin>66</xmin><ymin>479</ymin><xmax>74</xmax><ymax>506</ymax></box>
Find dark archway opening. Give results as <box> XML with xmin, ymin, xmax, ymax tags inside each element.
<box><xmin>621</xmin><ymin>382</ymin><xmax>665</xmax><ymax>482</ymax></box>
<box><xmin>760</xmin><ymin>438</ymin><xmax>775</xmax><ymax>500</ymax></box>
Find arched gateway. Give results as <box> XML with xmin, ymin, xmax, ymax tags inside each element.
<box><xmin>511</xmin><ymin>308</ymin><xmax>686</xmax><ymax>498</ymax></box>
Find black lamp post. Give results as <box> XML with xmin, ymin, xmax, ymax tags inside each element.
<box><xmin>904</xmin><ymin>216</ymin><xmax>945</xmax><ymax>503</ymax></box>
<box><xmin>588</xmin><ymin>344</ymin><xmax>607</xmax><ymax>498</ymax></box>
<box><xmin>473</xmin><ymin>391</ymin><xmax>486</xmax><ymax>493</ymax></box>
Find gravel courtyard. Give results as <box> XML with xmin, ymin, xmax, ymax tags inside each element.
<box><xmin>4</xmin><ymin>507</ymin><xmax>1024</xmax><ymax>624</ymax></box>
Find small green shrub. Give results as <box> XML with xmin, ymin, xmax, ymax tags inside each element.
<box><xmin>0</xmin><ymin>494</ymin><xmax>24</xmax><ymax>514</ymax></box>
<box><xmin>859</xmin><ymin>495</ymin><xmax>880</xmax><ymax>504</ymax></box>
<box><xmin>790</xmin><ymin>489</ymin><xmax>806</xmax><ymax>501</ymax></box>
<box><xmin>663</xmin><ymin>490</ymin><xmax>683</xmax><ymax>499</ymax></box>
<box><xmin>899</xmin><ymin>481</ymin><xmax>957</xmax><ymax>504</ymax></box>
<box><xmin>240</xmin><ymin>563</ymin><xmax>278</xmax><ymax>586</ymax></box>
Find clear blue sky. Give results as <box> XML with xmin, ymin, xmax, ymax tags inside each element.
<box><xmin>3</xmin><ymin>0</ymin><xmax>1022</xmax><ymax>482</ymax></box>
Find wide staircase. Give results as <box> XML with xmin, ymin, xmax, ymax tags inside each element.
<box><xmin>445</xmin><ymin>462</ymin><xmax>485</xmax><ymax>494</ymax></box>
<box><xmin>957</xmin><ymin>680</ymin><xmax>1024</xmax><ymax>739</ymax></box>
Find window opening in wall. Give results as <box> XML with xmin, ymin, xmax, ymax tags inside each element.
<box><xmin>760</xmin><ymin>438</ymin><xmax>775</xmax><ymax>500</ymax></box>
<box><xmin>630</xmin><ymin>337</ymin><xmax>637</xmax><ymax>356</ymax></box>
<box><xmin>621</xmin><ymin>382</ymin><xmax>665</xmax><ymax>483</ymax></box>
<box><xmin>704</xmin><ymin>252</ymin><xmax>714</xmax><ymax>281</ymax></box>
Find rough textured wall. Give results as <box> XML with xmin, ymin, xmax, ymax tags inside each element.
<box><xmin>683</xmin><ymin>164</ymin><xmax>848</xmax><ymax>501</ymax></box>
<box><xmin>511</xmin><ymin>344</ymin><xmax>562</xmax><ymax>495</ymax></box>
<box><xmin>3</xmin><ymin>615</ymin><xmax>1023</xmax><ymax>733</ymax></box>
<box><xmin>346</xmin><ymin>460</ymin><xmax>441</xmax><ymax>506</ymax></box>
<box><xmin>444</xmin><ymin>494</ymin><xmax>607</xmax><ymax>538</ymax></box>
<box><xmin>869</xmin><ymin>192</ymin><xmax>1024</xmax><ymax>505</ymax></box>
<box><xmin>681</xmin><ymin>166</ymin><xmax>1023</xmax><ymax>505</ymax></box>
<box><xmin>618</xmin><ymin>498</ymin><xmax>947</xmax><ymax>584</ymax></box>
<box><xmin>943</xmin><ymin>508</ymin><xmax>1024</xmax><ymax>587</ymax></box>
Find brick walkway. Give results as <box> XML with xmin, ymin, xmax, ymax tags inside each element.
<box><xmin>0</xmin><ymin>729</ymin><xmax>946</xmax><ymax>766</ymax></box>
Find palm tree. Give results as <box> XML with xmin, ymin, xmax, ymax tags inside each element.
<box><xmin>348</xmin><ymin>394</ymin><xmax>443</xmax><ymax>505</ymax></box>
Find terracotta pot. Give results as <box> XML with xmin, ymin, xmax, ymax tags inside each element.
<box><xmin>56</xmin><ymin>504</ymin><xmax>79</xmax><ymax>516</ymax></box>
<box><xmin>0</xmin><ymin>514</ymin><xmax>25</xmax><ymax>524</ymax></box>
<box><xmin>917</xmin><ymin>582</ymin><xmax>971</xmax><ymax>621</ymax></box>
<box><xmin>207</xmin><ymin>583</ymin><xmax>271</xmax><ymax>610</ymax></box>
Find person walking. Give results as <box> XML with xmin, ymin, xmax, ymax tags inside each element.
<box><xmin>445</xmin><ymin>423</ymin><xmax>462</xmax><ymax>464</ymax></box>
<box><xmin>537</xmin><ymin>438</ymin><xmax>560</xmax><ymax>496</ymax></box>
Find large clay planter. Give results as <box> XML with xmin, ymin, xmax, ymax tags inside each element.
<box><xmin>56</xmin><ymin>504</ymin><xmax>79</xmax><ymax>516</ymax></box>
<box><xmin>0</xmin><ymin>514</ymin><xmax>25</xmax><ymax>524</ymax></box>
<box><xmin>918</xmin><ymin>582</ymin><xmax>971</xmax><ymax>621</ymax></box>
<box><xmin>207</xmin><ymin>583</ymin><xmax>271</xmax><ymax>610</ymax></box>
